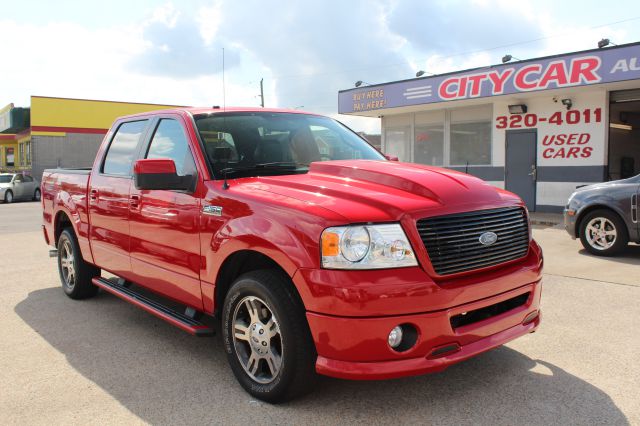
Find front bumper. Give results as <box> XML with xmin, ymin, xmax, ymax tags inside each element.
<box><xmin>307</xmin><ymin>280</ymin><xmax>541</xmax><ymax>380</ymax></box>
<box><xmin>564</xmin><ymin>208</ymin><xmax>578</xmax><ymax>238</ymax></box>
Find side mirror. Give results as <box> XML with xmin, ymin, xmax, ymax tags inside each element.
<box><xmin>384</xmin><ymin>154</ymin><xmax>399</xmax><ymax>161</ymax></box>
<box><xmin>133</xmin><ymin>159</ymin><xmax>194</xmax><ymax>191</ymax></box>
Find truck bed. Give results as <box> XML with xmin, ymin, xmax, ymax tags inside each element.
<box><xmin>41</xmin><ymin>168</ymin><xmax>92</xmax><ymax>261</ymax></box>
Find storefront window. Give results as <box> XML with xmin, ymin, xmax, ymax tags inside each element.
<box><xmin>26</xmin><ymin>141</ymin><xmax>31</xmax><ymax>165</ymax></box>
<box><xmin>384</xmin><ymin>127</ymin><xmax>410</xmax><ymax>162</ymax></box>
<box><xmin>450</xmin><ymin>106</ymin><xmax>492</xmax><ymax>166</ymax></box>
<box><xmin>414</xmin><ymin>111</ymin><xmax>445</xmax><ymax>166</ymax></box>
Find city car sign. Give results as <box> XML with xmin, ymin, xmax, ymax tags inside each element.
<box><xmin>339</xmin><ymin>43</ymin><xmax>640</xmax><ymax>113</ymax></box>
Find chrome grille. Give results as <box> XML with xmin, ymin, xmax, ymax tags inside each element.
<box><xmin>417</xmin><ymin>207</ymin><xmax>529</xmax><ymax>275</ymax></box>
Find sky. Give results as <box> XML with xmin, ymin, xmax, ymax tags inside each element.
<box><xmin>2</xmin><ymin>0</ymin><xmax>640</xmax><ymax>133</ymax></box>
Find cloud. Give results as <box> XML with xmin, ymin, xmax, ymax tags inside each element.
<box><xmin>0</xmin><ymin>17</ymin><xmax>253</xmax><ymax>110</ymax></box>
<box><xmin>129</xmin><ymin>6</ymin><xmax>240</xmax><ymax>78</ymax></box>
<box><xmin>387</xmin><ymin>0</ymin><xmax>543</xmax><ymax>54</ymax></box>
<box><xmin>206</xmin><ymin>0</ymin><xmax>411</xmax><ymax>132</ymax></box>
<box><xmin>5</xmin><ymin>0</ymin><xmax>640</xmax><ymax>135</ymax></box>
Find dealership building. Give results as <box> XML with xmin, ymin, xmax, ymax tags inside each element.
<box><xmin>0</xmin><ymin>96</ymin><xmax>178</xmax><ymax>179</ymax></box>
<box><xmin>339</xmin><ymin>42</ymin><xmax>640</xmax><ymax>212</ymax></box>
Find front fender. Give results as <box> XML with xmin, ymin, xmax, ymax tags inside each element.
<box><xmin>202</xmin><ymin>214</ymin><xmax>316</xmax><ymax>285</ymax></box>
<box><xmin>575</xmin><ymin>196</ymin><xmax>633</xmax><ymax>239</ymax></box>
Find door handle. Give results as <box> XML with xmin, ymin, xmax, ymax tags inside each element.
<box><xmin>89</xmin><ymin>189</ymin><xmax>98</xmax><ymax>201</ymax></box>
<box><xmin>130</xmin><ymin>195</ymin><xmax>141</xmax><ymax>209</ymax></box>
<box><xmin>528</xmin><ymin>165</ymin><xmax>537</xmax><ymax>180</ymax></box>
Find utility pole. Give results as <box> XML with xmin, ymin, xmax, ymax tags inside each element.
<box><xmin>259</xmin><ymin>78</ymin><xmax>264</xmax><ymax>107</ymax></box>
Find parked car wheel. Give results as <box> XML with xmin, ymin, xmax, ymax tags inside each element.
<box><xmin>57</xmin><ymin>228</ymin><xmax>100</xmax><ymax>299</ymax></box>
<box><xmin>33</xmin><ymin>188</ymin><xmax>41</xmax><ymax>201</ymax></box>
<box><xmin>579</xmin><ymin>209</ymin><xmax>628</xmax><ymax>256</ymax></box>
<box><xmin>4</xmin><ymin>190</ymin><xmax>13</xmax><ymax>203</ymax></box>
<box><xmin>222</xmin><ymin>270</ymin><xmax>317</xmax><ymax>403</ymax></box>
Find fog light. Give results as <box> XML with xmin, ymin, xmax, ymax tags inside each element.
<box><xmin>388</xmin><ymin>326</ymin><xmax>403</xmax><ymax>348</ymax></box>
<box><xmin>523</xmin><ymin>310</ymin><xmax>539</xmax><ymax>325</ymax></box>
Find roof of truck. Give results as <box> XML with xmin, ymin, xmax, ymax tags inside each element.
<box><xmin>119</xmin><ymin>107</ymin><xmax>324</xmax><ymax>120</ymax></box>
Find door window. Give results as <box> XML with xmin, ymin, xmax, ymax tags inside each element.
<box><xmin>102</xmin><ymin>120</ymin><xmax>148</xmax><ymax>176</ymax></box>
<box><xmin>14</xmin><ymin>174</ymin><xmax>23</xmax><ymax>182</ymax></box>
<box><xmin>146</xmin><ymin>119</ymin><xmax>197</xmax><ymax>177</ymax></box>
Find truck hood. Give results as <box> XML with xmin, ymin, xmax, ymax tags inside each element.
<box><xmin>241</xmin><ymin>160</ymin><xmax>518</xmax><ymax>222</ymax></box>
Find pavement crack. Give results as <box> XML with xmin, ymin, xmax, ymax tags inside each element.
<box><xmin>544</xmin><ymin>272</ymin><xmax>640</xmax><ymax>288</ymax></box>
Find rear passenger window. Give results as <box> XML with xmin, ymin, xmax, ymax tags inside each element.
<box><xmin>103</xmin><ymin>120</ymin><xmax>148</xmax><ymax>176</ymax></box>
<box><xmin>146</xmin><ymin>119</ymin><xmax>197</xmax><ymax>177</ymax></box>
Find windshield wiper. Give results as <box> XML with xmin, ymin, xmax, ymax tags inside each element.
<box><xmin>220</xmin><ymin>162</ymin><xmax>304</xmax><ymax>174</ymax></box>
<box><xmin>218</xmin><ymin>162</ymin><xmax>307</xmax><ymax>189</ymax></box>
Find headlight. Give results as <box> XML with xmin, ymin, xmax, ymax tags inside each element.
<box><xmin>321</xmin><ymin>224</ymin><xmax>418</xmax><ymax>269</ymax></box>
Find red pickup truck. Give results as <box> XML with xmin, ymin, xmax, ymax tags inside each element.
<box><xmin>42</xmin><ymin>107</ymin><xmax>542</xmax><ymax>402</ymax></box>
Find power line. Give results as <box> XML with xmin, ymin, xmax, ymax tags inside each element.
<box><xmin>269</xmin><ymin>15</ymin><xmax>640</xmax><ymax>80</ymax></box>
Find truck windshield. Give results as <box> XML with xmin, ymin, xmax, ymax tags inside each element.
<box><xmin>193</xmin><ymin>112</ymin><xmax>384</xmax><ymax>178</ymax></box>
<box><xmin>0</xmin><ymin>175</ymin><xmax>13</xmax><ymax>183</ymax></box>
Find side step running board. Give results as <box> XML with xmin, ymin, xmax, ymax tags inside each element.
<box><xmin>92</xmin><ymin>277</ymin><xmax>214</xmax><ymax>337</ymax></box>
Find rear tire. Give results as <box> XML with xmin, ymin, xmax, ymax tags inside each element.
<box><xmin>33</xmin><ymin>188</ymin><xmax>41</xmax><ymax>201</ymax></box>
<box><xmin>222</xmin><ymin>270</ymin><xmax>317</xmax><ymax>403</ymax></box>
<box><xmin>4</xmin><ymin>190</ymin><xmax>13</xmax><ymax>203</ymax></box>
<box><xmin>57</xmin><ymin>228</ymin><xmax>100</xmax><ymax>299</ymax></box>
<box><xmin>579</xmin><ymin>209</ymin><xmax>628</xmax><ymax>256</ymax></box>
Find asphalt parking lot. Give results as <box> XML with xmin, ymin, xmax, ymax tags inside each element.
<box><xmin>1</xmin><ymin>201</ymin><xmax>639</xmax><ymax>425</ymax></box>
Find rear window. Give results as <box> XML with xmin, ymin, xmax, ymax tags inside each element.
<box><xmin>102</xmin><ymin>120</ymin><xmax>148</xmax><ymax>176</ymax></box>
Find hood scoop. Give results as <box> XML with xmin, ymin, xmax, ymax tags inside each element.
<box><xmin>310</xmin><ymin>161</ymin><xmax>445</xmax><ymax>203</ymax></box>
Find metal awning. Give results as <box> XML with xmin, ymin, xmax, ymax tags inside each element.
<box><xmin>0</xmin><ymin>104</ymin><xmax>30</xmax><ymax>134</ymax></box>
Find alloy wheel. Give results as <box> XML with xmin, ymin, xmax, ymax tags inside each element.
<box><xmin>232</xmin><ymin>296</ymin><xmax>283</xmax><ymax>384</ymax></box>
<box><xmin>60</xmin><ymin>239</ymin><xmax>76</xmax><ymax>290</ymax></box>
<box><xmin>585</xmin><ymin>217</ymin><xmax>617</xmax><ymax>251</ymax></box>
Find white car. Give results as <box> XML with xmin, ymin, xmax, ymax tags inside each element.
<box><xmin>0</xmin><ymin>173</ymin><xmax>41</xmax><ymax>203</ymax></box>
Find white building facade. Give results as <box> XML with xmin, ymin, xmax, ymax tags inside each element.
<box><xmin>339</xmin><ymin>43</ymin><xmax>640</xmax><ymax>212</ymax></box>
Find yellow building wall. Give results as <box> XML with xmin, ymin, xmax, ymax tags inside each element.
<box><xmin>30</xmin><ymin>96</ymin><xmax>183</xmax><ymax>135</ymax></box>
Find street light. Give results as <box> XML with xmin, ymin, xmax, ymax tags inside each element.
<box><xmin>598</xmin><ymin>38</ymin><xmax>617</xmax><ymax>48</ymax></box>
<box><xmin>415</xmin><ymin>70</ymin><xmax>435</xmax><ymax>77</ymax></box>
<box><xmin>502</xmin><ymin>54</ymin><xmax>521</xmax><ymax>64</ymax></box>
<box><xmin>355</xmin><ymin>80</ymin><xmax>372</xmax><ymax>88</ymax></box>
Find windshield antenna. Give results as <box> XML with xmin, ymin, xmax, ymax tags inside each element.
<box><xmin>214</xmin><ymin>147</ymin><xmax>232</xmax><ymax>190</ymax></box>
<box><xmin>223</xmin><ymin>168</ymin><xmax>230</xmax><ymax>190</ymax></box>
<box><xmin>222</xmin><ymin>48</ymin><xmax>226</xmax><ymax>112</ymax></box>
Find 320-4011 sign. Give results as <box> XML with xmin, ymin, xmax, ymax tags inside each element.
<box><xmin>495</xmin><ymin>108</ymin><xmax>602</xmax><ymax>129</ymax></box>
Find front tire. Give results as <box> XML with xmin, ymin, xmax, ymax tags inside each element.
<box><xmin>222</xmin><ymin>270</ymin><xmax>317</xmax><ymax>403</ymax></box>
<box><xmin>579</xmin><ymin>209</ymin><xmax>628</xmax><ymax>256</ymax></box>
<box><xmin>57</xmin><ymin>228</ymin><xmax>100</xmax><ymax>299</ymax></box>
<box><xmin>4</xmin><ymin>190</ymin><xmax>13</xmax><ymax>203</ymax></box>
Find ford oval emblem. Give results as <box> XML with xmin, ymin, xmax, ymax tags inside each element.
<box><xmin>479</xmin><ymin>231</ymin><xmax>498</xmax><ymax>246</ymax></box>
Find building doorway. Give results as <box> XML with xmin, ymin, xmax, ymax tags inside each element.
<box><xmin>608</xmin><ymin>89</ymin><xmax>640</xmax><ymax>180</ymax></box>
<box><xmin>505</xmin><ymin>130</ymin><xmax>537</xmax><ymax>210</ymax></box>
